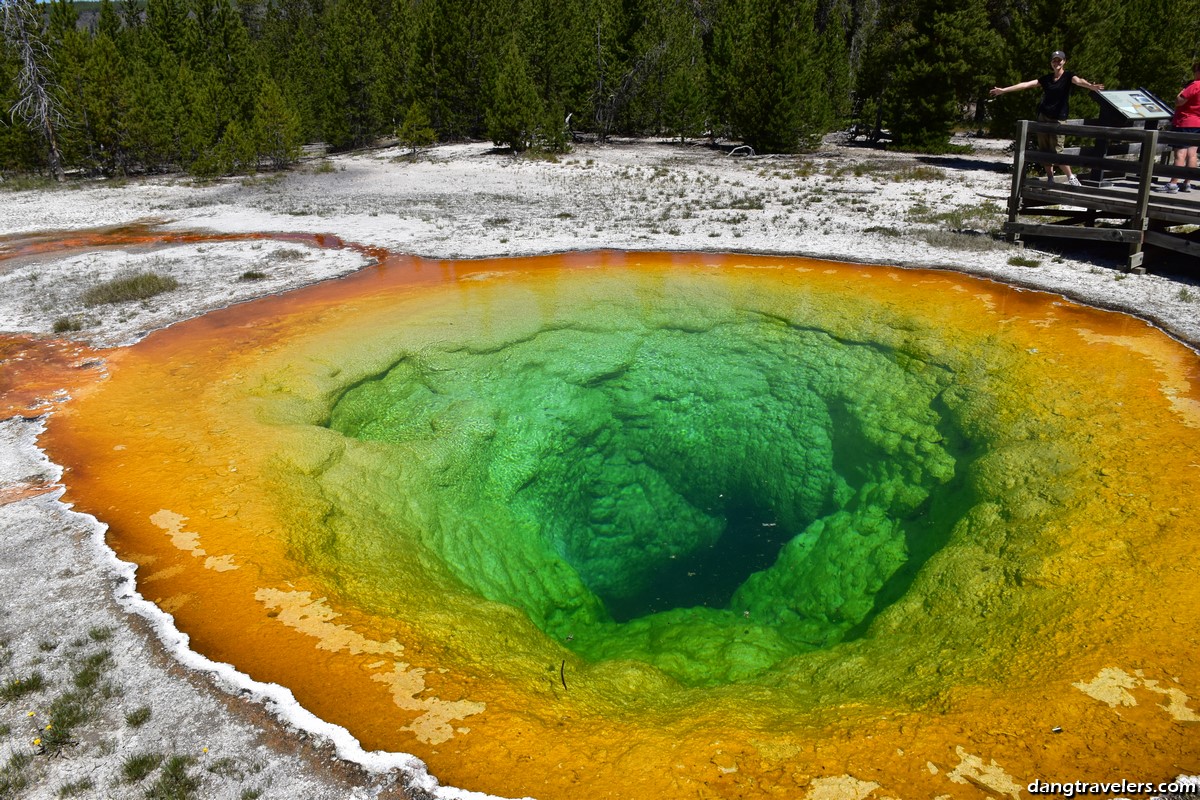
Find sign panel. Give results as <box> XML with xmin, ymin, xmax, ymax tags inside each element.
<box><xmin>1096</xmin><ymin>89</ymin><xmax>1174</xmax><ymax>120</ymax></box>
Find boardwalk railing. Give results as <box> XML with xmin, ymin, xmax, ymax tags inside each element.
<box><xmin>1005</xmin><ymin>120</ymin><xmax>1200</xmax><ymax>272</ymax></box>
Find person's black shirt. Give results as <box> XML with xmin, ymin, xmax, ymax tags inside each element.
<box><xmin>1038</xmin><ymin>71</ymin><xmax>1076</xmax><ymax>119</ymax></box>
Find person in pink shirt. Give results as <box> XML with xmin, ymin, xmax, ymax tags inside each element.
<box><xmin>1154</xmin><ymin>62</ymin><xmax>1200</xmax><ymax>193</ymax></box>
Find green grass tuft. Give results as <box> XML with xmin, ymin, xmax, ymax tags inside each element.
<box><xmin>0</xmin><ymin>671</ymin><xmax>45</xmax><ymax>702</ymax></box>
<box><xmin>1007</xmin><ymin>255</ymin><xmax>1042</xmax><ymax>268</ymax></box>
<box><xmin>58</xmin><ymin>777</ymin><xmax>95</xmax><ymax>797</ymax></box>
<box><xmin>52</xmin><ymin>316</ymin><xmax>84</xmax><ymax>333</ymax></box>
<box><xmin>239</xmin><ymin>270</ymin><xmax>267</xmax><ymax>281</ymax></box>
<box><xmin>83</xmin><ymin>272</ymin><xmax>179</xmax><ymax>306</ymax></box>
<box><xmin>126</xmin><ymin>705</ymin><xmax>152</xmax><ymax>727</ymax></box>
<box><xmin>206</xmin><ymin>757</ymin><xmax>242</xmax><ymax>778</ymax></box>
<box><xmin>73</xmin><ymin>649</ymin><xmax>113</xmax><ymax>690</ymax></box>
<box><xmin>145</xmin><ymin>755</ymin><xmax>201</xmax><ymax>800</ymax></box>
<box><xmin>122</xmin><ymin>752</ymin><xmax>164</xmax><ymax>783</ymax></box>
<box><xmin>0</xmin><ymin>751</ymin><xmax>33</xmax><ymax>796</ymax></box>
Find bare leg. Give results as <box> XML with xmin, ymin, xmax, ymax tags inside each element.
<box><xmin>1170</xmin><ymin>147</ymin><xmax>1188</xmax><ymax>187</ymax></box>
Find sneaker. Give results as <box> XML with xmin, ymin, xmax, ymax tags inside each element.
<box><xmin>1067</xmin><ymin>175</ymin><xmax>1082</xmax><ymax>187</ymax></box>
<box><xmin>1180</xmin><ymin>182</ymin><xmax>1192</xmax><ymax>193</ymax></box>
<box><xmin>1152</xmin><ymin>183</ymin><xmax>1180</xmax><ymax>193</ymax></box>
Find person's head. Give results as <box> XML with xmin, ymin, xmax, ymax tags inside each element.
<box><xmin>1051</xmin><ymin>50</ymin><xmax>1067</xmax><ymax>68</ymax></box>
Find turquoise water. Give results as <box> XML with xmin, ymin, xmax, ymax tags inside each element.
<box><xmin>325</xmin><ymin>313</ymin><xmax>976</xmax><ymax>684</ymax></box>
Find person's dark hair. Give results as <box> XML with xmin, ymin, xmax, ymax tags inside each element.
<box><xmin>1193</xmin><ymin>61</ymin><xmax>1200</xmax><ymax>74</ymax></box>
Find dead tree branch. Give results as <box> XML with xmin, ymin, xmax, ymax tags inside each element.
<box><xmin>2</xmin><ymin>0</ymin><xmax>66</xmax><ymax>180</ymax></box>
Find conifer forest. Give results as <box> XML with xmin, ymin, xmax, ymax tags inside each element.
<box><xmin>1</xmin><ymin>0</ymin><xmax>1198</xmax><ymax>178</ymax></box>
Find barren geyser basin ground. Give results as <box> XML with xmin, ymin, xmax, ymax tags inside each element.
<box><xmin>38</xmin><ymin>247</ymin><xmax>1200</xmax><ymax>799</ymax></box>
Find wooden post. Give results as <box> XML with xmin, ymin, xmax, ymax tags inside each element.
<box><xmin>1127</xmin><ymin>128</ymin><xmax>1158</xmax><ymax>273</ymax></box>
<box><xmin>1006</xmin><ymin>120</ymin><xmax>1029</xmax><ymax>242</ymax></box>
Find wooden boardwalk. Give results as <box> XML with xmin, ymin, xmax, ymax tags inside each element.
<box><xmin>1004</xmin><ymin>120</ymin><xmax>1200</xmax><ymax>272</ymax></box>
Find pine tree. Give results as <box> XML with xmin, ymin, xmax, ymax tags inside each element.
<box><xmin>46</xmin><ymin>0</ymin><xmax>78</xmax><ymax>45</ymax></box>
<box><xmin>258</xmin><ymin>0</ymin><xmax>325</xmax><ymax>142</ymax></box>
<box><xmin>323</xmin><ymin>0</ymin><xmax>387</xmax><ymax>149</ymax></box>
<box><xmin>145</xmin><ymin>0</ymin><xmax>189</xmax><ymax>55</ymax></box>
<box><xmin>395</xmin><ymin>100</ymin><xmax>436</xmax><ymax>153</ymax></box>
<box><xmin>486</xmin><ymin>35</ymin><xmax>543</xmax><ymax>150</ymax></box>
<box><xmin>717</xmin><ymin>0</ymin><xmax>826</xmax><ymax>152</ymax></box>
<box><xmin>405</xmin><ymin>0</ymin><xmax>479</xmax><ymax>138</ymax></box>
<box><xmin>98</xmin><ymin>0</ymin><xmax>121</xmax><ymax>41</ymax></box>
<box><xmin>220</xmin><ymin>117</ymin><xmax>256</xmax><ymax>172</ymax></box>
<box><xmin>662</xmin><ymin>24</ymin><xmax>707</xmax><ymax>140</ymax></box>
<box><xmin>885</xmin><ymin>0</ymin><xmax>998</xmax><ymax>150</ymax></box>
<box><xmin>522</xmin><ymin>0</ymin><xmax>590</xmax><ymax>121</ymax></box>
<box><xmin>48</xmin><ymin>25</ymin><xmax>91</xmax><ymax>169</ymax></box>
<box><xmin>122</xmin><ymin>53</ymin><xmax>183</xmax><ymax>170</ymax></box>
<box><xmin>816</xmin><ymin>0</ymin><xmax>852</xmax><ymax>126</ymax></box>
<box><xmin>82</xmin><ymin>33</ymin><xmax>127</xmax><ymax>173</ymax></box>
<box><xmin>252</xmin><ymin>74</ymin><xmax>302</xmax><ymax>168</ymax></box>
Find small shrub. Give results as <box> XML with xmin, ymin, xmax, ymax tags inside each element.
<box><xmin>122</xmin><ymin>752</ymin><xmax>164</xmax><ymax>783</ymax></box>
<box><xmin>52</xmin><ymin>316</ymin><xmax>84</xmax><ymax>333</ymax></box>
<box><xmin>1</xmin><ymin>671</ymin><xmax>45</xmax><ymax>702</ymax></box>
<box><xmin>240</xmin><ymin>790</ymin><xmax>262</xmax><ymax>800</ymax></box>
<box><xmin>864</xmin><ymin>225</ymin><xmax>903</xmax><ymax>237</ymax></box>
<box><xmin>268</xmin><ymin>248</ymin><xmax>306</xmax><ymax>262</ymax></box>
<box><xmin>88</xmin><ymin>627</ymin><xmax>112</xmax><ymax>642</ymax></box>
<box><xmin>126</xmin><ymin>705</ymin><xmax>152</xmax><ymax>727</ymax></box>
<box><xmin>722</xmin><ymin>194</ymin><xmax>766</xmax><ymax>210</ymax></box>
<box><xmin>239</xmin><ymin>271</ymin><xmax>267</xmax><ymax>281</ymax></box>
<box><xmin>920</xmin><ymin>230</ymin><xmax>1007</xmax><ymax>251</ymax></box>
<box><xmin>1008</xmin><ymin>255</ymin><xmax>1041</xmax><ymax>268</ymax></box>
<box><xmin>1178</xmin><ymin>287</ymin><xmax>1196</xmax><ymax>302</ymax></box>
<box><xmin>83</xmin><ymin>272</ymin><xmax>179</xmax><ymax>306</ymax></box>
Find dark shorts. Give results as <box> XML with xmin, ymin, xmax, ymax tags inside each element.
<box><xmin>1172</xmin><ymin>126</ymin><xmax>1200</xmax><ymax>133</ymax></box>
<box><xmin>1036</xmin><ymin>113</ymin><xmax>1064</xmax><ymax>154</ymax></box>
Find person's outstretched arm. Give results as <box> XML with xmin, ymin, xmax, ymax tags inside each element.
<box><xmin>990</xmin><ymin>79</ymin><xmax>1040</xmax><ymax>97</ymax></box>
<box><xmin>1071</xmin><ymin>75</ymin><xmax>1105</xmax><ymax>91</ymax></box>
